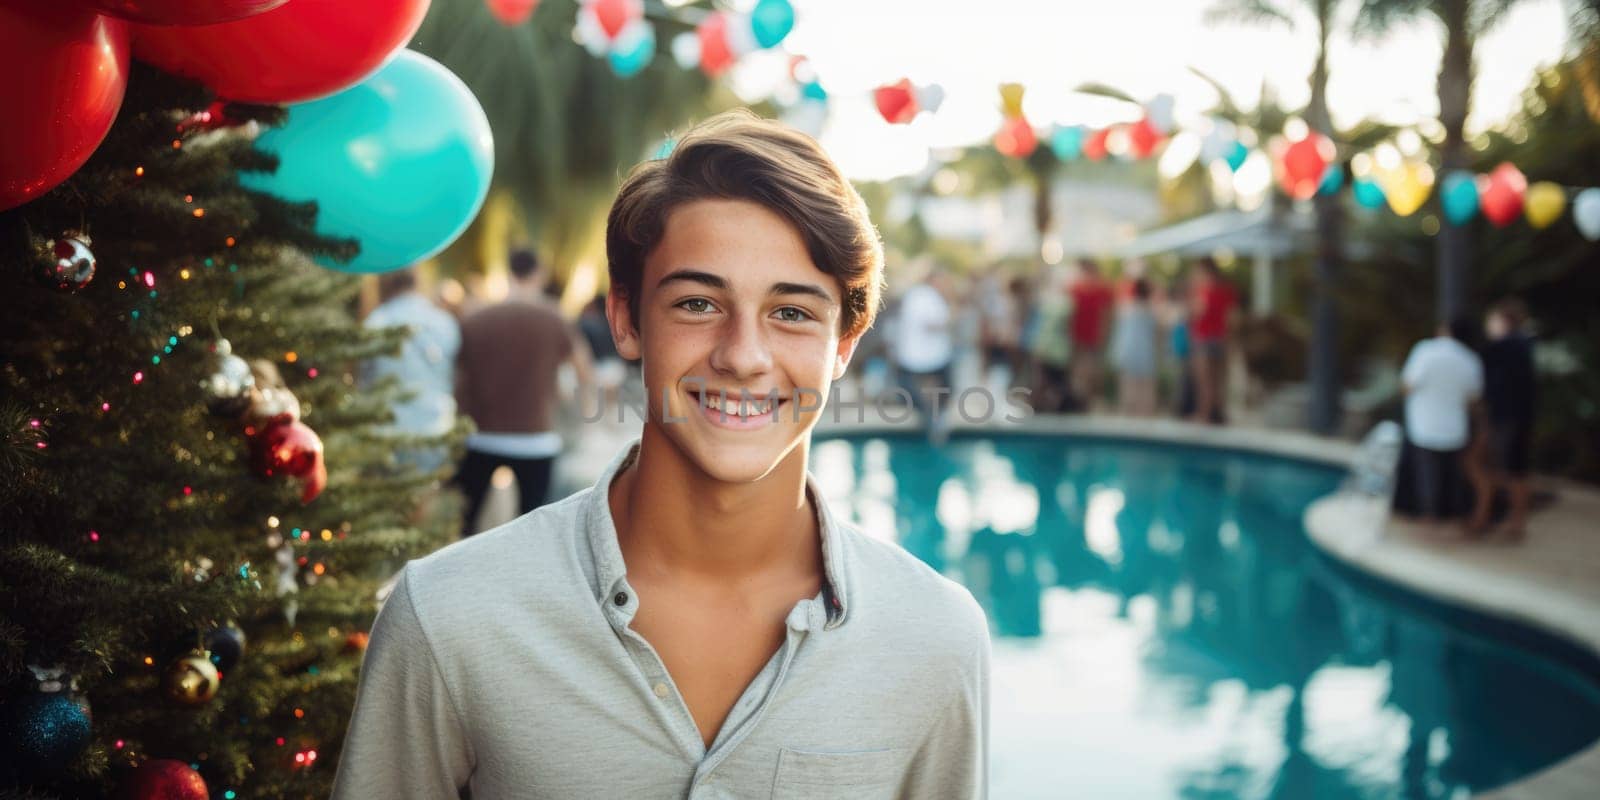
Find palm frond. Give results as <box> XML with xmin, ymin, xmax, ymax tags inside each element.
<box><xmin>1351</xmin><ymin>0</ymin><xmax>1432</xmax><ymax>40</ymax></box>
<box><xmin>1203</xmin><ymin>0</ymin><xmax>1297</xmax><ymax>29</ymax></box>
<box><xmin>1187</xmin><ymin>67</ymin><xmax>1245</xmax><ymax>120</ymax></box>
<box><xmin>1072</xmin><ymin>82</ymin><xmax>1140</xmax><ymax>106</ymax></box>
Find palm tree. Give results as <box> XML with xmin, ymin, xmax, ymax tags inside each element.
<box><xmin>1206</xmin><ymin>0</ymin><xmax>1348</xmax><ymax>434</ymax></box>
<box><xmin>1355</xmin><ymin>0</ymin><xmax>1530</xmax><ymax>324</ymax></box>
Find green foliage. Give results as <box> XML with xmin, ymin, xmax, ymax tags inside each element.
<box><xmin>0</xmin><ymin>65</ymin><xmax>459</xmax><ymax>797</ymax></box>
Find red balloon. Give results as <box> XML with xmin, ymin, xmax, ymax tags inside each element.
<box><xmin>87</xmin><ymin>0</ymin><xmax>289</xmax><ymax>25</ymax></box>
<box><xmin>995</xmin><ymin>116</ymin><xmax>1038</xmax><ymax>159</ymax></box>
<box><xmin>0</xmin><ymin>4</ymin><xmax>129</xmax><ymax>212</ymax></box>
<box><xmin>1279</xmin><ymin>132</ymin><xmax>1334</xmax><ymax>200</ymax></box>
<box><xmin>485</xmin><ymin>0</ymin><xmax>539</xmax><ymax>25</ymax></box>
<box><xmin>119</xmin><ymin>759</ymin><xmax>208</xmax><ymax>800</ymax></box>
<box><xmin>1083</xmin><ymin>128</ymin><xmax>1110</xmax><ymax>161</ymax></box>
<box><xmin>131</xmin><ymin>0</ymin><xmax>431</xmax><ymax>104</ymax></box>
<box><xmin>1479</xmin><ymin>162</ymin><xmax>1527</xmax><ymax>228</ymax></box>
<box><xmin>1127</xmin><ymin>117</ymin><xmax>1163</xmax><ymax>159</ymax></box>
<box><xmin>874</xmin><ymin>78</ymin><xmax>919</xmax><ymax>125</ymax></box>
<box><xmin>593</xmin><ymin>0</ymin><xmax>638</xmax><ymax>40</ymax></box>
<box><xmin>697</xmin><ymin>13</ymin><xmax>733</xmax><ymax>76</ymax></box>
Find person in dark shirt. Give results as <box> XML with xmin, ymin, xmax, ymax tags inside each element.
<box><xmin>1470</xmin><ymin>298</ymin><xmax>1536</xmax><ymax>539</ymax></box>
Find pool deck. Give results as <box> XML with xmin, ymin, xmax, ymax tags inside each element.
<box><xmin>497</xmin><ymin>407</ymin><xmax>1600</xmax><ymax>798</ymax></box>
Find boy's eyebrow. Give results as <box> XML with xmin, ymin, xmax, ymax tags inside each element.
<box><xmin>657</xmin><ymin>270</ymin><xmax>836</xmax><ymax>304</ymax></box>
<box><xmin>656</xmin><ymin>269</ymin><xmax>726</xmax><ymax>290</ymax></box>
<box><xmin>769</xmin><ymin>282</ymin><xmax>835</xmax><ymax>303</ymax></box>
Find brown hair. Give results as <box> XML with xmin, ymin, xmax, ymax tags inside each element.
<box><xmin>605</xmin><ymin>109</ymin><xmax>884</xmax><ymax>340</ymax></box>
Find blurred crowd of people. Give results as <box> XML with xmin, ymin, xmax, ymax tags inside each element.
<box><xmin>358</xmin><ymin>250</ymin><xmax>1251</xmax><ymax>536</ymax></box>
<box><xmin>359</xmin><ymin>249</ymin><xmax>614</xmax><ymax>537</ymax></box>
<box><xmin>353</xmin><ymin>244</ymin><xmax>1542</xmax><ymax>544</ymax></box>
<box><xmin>870</xmin><ymin>256</ymin><xmax>1239</xmax><ymax>427</ymax></box>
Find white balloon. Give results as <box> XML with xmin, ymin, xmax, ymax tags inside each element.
<box><xmin>916</xmin><ymin>83</ymin><xmax>946</xmax><ymax>115</ymax></box>
<box><xmin>671</xmin><ymin>31</ymin><xmax>700</xmax><ymax>69</ymax></box>
<box><xmin>574</xmin><ymin>5</ymin><xmax>609</xmax><ymax>57</ymax></box>
<box><xmin>1145</xmin><ymin>93</ymin><xmax>1176</xmax><ymax>134</ymax></box>
<box><xmin>725</xmin><ymin>13</ymin><xmax>760</xmax><ymax>57</ymax></box>
<box><xmin>1574</xmin><ymin>188</ymin><xmax>1600</xmax><ymax>241</ymax></box>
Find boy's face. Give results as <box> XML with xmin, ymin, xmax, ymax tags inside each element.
<box><xmin>608</xmin><ymin>198</ymin><xmax>861</xmax><ymax>484</ymax></box>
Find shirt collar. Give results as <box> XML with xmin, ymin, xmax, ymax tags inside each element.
<box><xmin>584</xmin><ymin>440</ymin><xmax>850</xmax><ymax>631</ymax></box>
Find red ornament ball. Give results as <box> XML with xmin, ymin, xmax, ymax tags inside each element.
<box><xmin>119</xmin><ymin>759</ymin><xmax>208</xmax><ymax>800</ymax></box>
<box><xmin>250</xmin><ymin>420</ymin><xmax>323</xmax><ymax>480</ymax></box>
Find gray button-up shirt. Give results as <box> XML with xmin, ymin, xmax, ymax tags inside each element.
<box><xmin>332</xmin><ymin>441</ymin><xmax>991</xmax><ymax>799</ymax></box>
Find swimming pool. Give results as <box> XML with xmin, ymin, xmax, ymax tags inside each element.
<box><xmin>811</xmin><ymin>433</ymin><xmax>1600</xmax><ymax>800</ymax></box>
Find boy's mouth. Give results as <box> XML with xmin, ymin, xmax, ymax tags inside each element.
<box><xmin>686</xmin><ymin>386</ymin><xmax>789</xmax><ymax>426</ymax></box>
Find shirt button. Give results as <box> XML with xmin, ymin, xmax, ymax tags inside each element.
<box><xmin>652</xmin><ymin>682</ymin><xmax>670</xmax><ymax>699</ymax></box>
<box><xmin>614</xmin><ymin>592</ymin><xmax>628</xmax><ymax>606</ymax></box>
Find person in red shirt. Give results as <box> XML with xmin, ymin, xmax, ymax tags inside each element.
<box><xmin>1188</xmin><ymin>257</ymin><xmax>1236</xmax><ymax>425</ymax></box>
<box><xmin>1068</xmin><ymin>259</ymin><xmax>1114</xmax><ymax>411</ymax></box>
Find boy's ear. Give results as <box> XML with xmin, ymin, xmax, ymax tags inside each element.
<box><xmin>606</xmin><ymin>287</ymin><xmax>641</xmax><ymax>361</ymax></box>
<box><xmin>832</xmin><ymin>331</ymin><xmax>862</xmax><ymax>381</ymax></box>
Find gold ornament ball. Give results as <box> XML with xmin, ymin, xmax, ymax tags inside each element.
<box><xmin>164</xmin><ymin>653</ymin><xmax>220</xmax><ymax>706</ymax></box>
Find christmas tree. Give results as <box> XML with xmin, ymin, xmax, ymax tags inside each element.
<box><xmin>0</xmin><ymin>63</ymin><xmax>461</xmax><ymax>799</ymax></box>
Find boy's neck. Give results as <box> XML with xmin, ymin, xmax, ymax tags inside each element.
<box><xmin>609</xmin><ymin>425</ymin><xmax>823</xmax><ymax>588</ymax></box>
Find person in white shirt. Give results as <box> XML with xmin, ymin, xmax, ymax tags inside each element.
<box><xmin>361</xmin><ymin>268</ymin><xmax>461</xmax><ymax>475</ymax></box>
<box><xmin>892</xmin><ymin>270</ymin><xmax>956</xmax><ymax>432</ymax></box>
<box><xmin>1400</xmin><ymin>318</ymin><xmax>1484</xmax><ymax>522</ymax></box>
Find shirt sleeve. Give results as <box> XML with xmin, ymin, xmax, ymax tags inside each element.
<box><xmin>331</xmin><ymin>565</ymin><xmax>472</xmax><ymax>799</ymax></box>
<box><xmin>898</xmin><ymin>599</ymin><xmax>992</xmax><ymax>799</ymax></box>
<box><xmin>1401</xmin><ymin>343</ymin><xmax>1425</xmax><ymax>389</ymax></box>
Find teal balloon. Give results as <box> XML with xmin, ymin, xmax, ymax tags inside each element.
<box><xmin>1223</xmin><ymin>141</ymin><xmax>1249</xmax><ymax>172</ymax></box>
<box><xmin>1353</xmin><ymin>177</ymin><xmax>1386</xmax><ymax>209</ymax></box>
<box><xmin>240</xmin><ymin>50</ymin><xmax>494</xmax><ymax>274</ymax></box>
<box><xmin>1316</xmin><ymin>163</ymin><xmax>1344</xmax><ymax>196</ymax></box>
<box><xmin>1440</xmin><ymin>170</ymin><xmax>1479</xmax><ymax>224</ymax></box>
<box><xmin>609</xmin><ymin>22</ymin><xmax>655</xmax><ymax>78</ymax></box>
<box><xmin>801</xmin><ymin>81</ymin><xmax>828</xmax><ymax>102</ymax></box>
<box><xmin>1051</xmin><ymin>126</ymin><xmax>1084</xmax><ymax>161</ymax></box>
<box><xmin>750</xmin><ymin>0</ymin><xmax>795</xmax><ymax>49</ymax></box>
<box><xmin>653</xmin><ymin>137</ymin><xmax>676</xmax><ymax>160</ymax></box>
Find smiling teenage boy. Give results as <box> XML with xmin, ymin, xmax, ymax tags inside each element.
<box><xmin>331</xmin><ymin>110</ymin><xmax>991</xmax><ymax>799</ymax></box>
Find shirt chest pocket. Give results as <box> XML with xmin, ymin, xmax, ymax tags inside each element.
<box><xmin>772</xmin><ymin>747</ymin><xmax>908</xmax><ymax>800</ymax></box>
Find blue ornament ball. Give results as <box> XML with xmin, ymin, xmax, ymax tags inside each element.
<box><xmin>3</xmin><ymin>690</ymin><xmax>92</xmax><ymax>776</ymax></box>
<box><xmin>205</xmin><ymin>624</ymin><xmax>247</xmax><ymax>673</ymax></box>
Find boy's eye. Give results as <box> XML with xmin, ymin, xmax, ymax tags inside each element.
<box><xmin>774</xmin><ymin>307</ymin><xmax>813</xmax><ymax>323</ymax></box>
<box><xmin>677</xmin><ymin>298</ymin><xmax>714</xmax><ymax>314</ymax></box>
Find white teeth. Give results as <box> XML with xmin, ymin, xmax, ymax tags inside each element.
<box><xmin>701</xmin><ymin>392</ymin><xmax>774</xmax><ymax>416</ymax></box>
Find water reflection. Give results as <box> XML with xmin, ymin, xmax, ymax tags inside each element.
<box><xmin>814</xmin><ymin>434</ymin><xmax>1600</xmax><ymax>800</ymax></box>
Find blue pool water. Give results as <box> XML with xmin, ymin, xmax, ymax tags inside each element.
<box><xmin>811</xmin><ymin>433</ymin><xmax>1600</xmax><ymax>800</ymax></box>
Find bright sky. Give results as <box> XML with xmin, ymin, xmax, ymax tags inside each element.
<box><xmin>728</xmin><ymin>0</ymin><xmax>1574</xmax><ymax>181</ymax></box>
